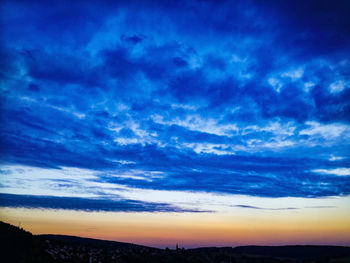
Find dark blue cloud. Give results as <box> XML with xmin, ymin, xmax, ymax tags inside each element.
<box><xmin>121</xmin><ymin>34</ymin><xmax>146</xmax><ymax>45</ymax></box>
<box><xmin>0</xmin><ymin>193</ymin><xmax>204</xmax><ymax>213</ymax></box>
<box><xmin>233</xmin><ymin>205</ymin><xmax>298</xmax><ymax>210</ymax></box>
<box><xmin>1</xmin><ymin>0</ymin><xmax>350</xmax><ymax>203</ymax></box>
<box><xmin>257</xmin><ymin>0</ymin><xmax>350</xmax><ymax>58</ymax></box>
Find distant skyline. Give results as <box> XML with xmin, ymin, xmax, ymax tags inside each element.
<box><xmin>1</xmin><ymin>0</ymin><xmax>350</xmax><ymax>248</ymax></box>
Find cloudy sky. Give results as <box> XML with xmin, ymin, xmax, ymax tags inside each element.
<box><xmin>1</xmin><ymin>0</ymin><xmax>350</xmax><ymax>247</ymax></box>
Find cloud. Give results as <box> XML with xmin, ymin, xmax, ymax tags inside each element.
<box><xmin>299</xmin><ymin>122</ymin><xmax>349</xmax><ymax>139</ymax></box>
<box><xmin>312</xmin><ymin>168</ymin><xmax>350</xmax><ymax>177</ymax></box>
<box><xmin>2</xmin><ymin>163</ymin><xmax>350</xmax><ymax>200</ymax></box>
<box><xmin>330</xmin><ymin>80</ymin><xmax>348</xmax><ymax>94</ymax></box>
<box><xmin>329</xmin><ymin>155</ymin><xmax>345</xmax><ymax>162</ymax></box>
<box><xmin>233</xmin><ymin>205</ymin><xmax>298</xmax><ymax>210</ymax></box>
<box><xmin>0</xmin><ymin>193</ymin><xmax>204</xmax><ymax>213</ymax></box>
<box><xmin>1</xmin><ymin>0</ymin><xmax>350</xmax><ymax>204</ymax></box>
<box><xmin>233</xmin><ymin>205</ymin><xmax>338</xmax><ymax>210</ymax></box>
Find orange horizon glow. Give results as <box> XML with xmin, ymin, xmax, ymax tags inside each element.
<box><xmin>1</xmin><ymin>207</ymin><xmax>350</xmax><ymax>248</ymax></box>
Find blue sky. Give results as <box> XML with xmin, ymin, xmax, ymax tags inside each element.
<box><xmin>1</xmin><ymin>0</ymin><xmax>350</xmax><ymax>214</ymax></box>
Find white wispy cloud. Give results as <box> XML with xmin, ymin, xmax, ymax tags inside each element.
<box><xmin>299</xmin><ymin>121</ymin><xmax>350</xmax><ymax>139</ymax></box>
<box><xmin>151</xmin><ymin>114</ymin><xmax>239</xmax><ymax>137</ymax></box>
<box><xmin>312</xmin><ymin>168</ymin><xmax>350</xmax><ymax>176</ymax></box>
<box><xmin>329</xmin><ymin>80</ymin><xmax>347</xmax><ymax>93</ymax></box>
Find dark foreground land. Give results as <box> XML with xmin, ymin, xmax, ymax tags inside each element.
<box><xmin>1</xmin><ymin>221</ymin><xmax>350</xmax><ymax>263</ymax></box>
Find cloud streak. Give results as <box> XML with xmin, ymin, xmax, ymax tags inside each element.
<box><xmin>0</xmin><ymin>193</ymin><xmax>206</xmax><ymax>213</ymax></box>
<box><xmin>233</xmin><ymin>205</ymin><xmax>298</xmax><ymax>211</ymax></box>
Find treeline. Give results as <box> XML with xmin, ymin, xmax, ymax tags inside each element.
<box><xmin>1</xmin><ymin>221</ymin><xmax>350</xmax><ymax>263</ymax></box>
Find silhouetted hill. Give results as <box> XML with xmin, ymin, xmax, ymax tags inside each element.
<box><xmin>1</xmin><ymin>221</ymin><xmax>350</xmax><ymax>263</ymax></box>
<box><xmin>40</xmin><ymin>234</ymin><xmax>158</xmax><ymax>250</ymax></box>
<box><xmin>0</xmin><ymin>221</ymin><xmax>51</xmax><ymax>263</ymax></box>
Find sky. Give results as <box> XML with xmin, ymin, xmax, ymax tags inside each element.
<box><xmin>1</xmin><ymin>0</ymin><xmax>350</xmax><ymax>248</ymax></box>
